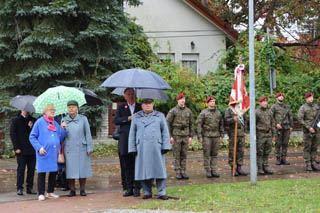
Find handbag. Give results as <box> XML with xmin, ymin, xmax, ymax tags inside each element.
<box><xmin>112</xmin><ymin>125</ymin><xmax>120</xmax><ymax>140</ymax></box>
<box><xmin>58</xmin><ymin>143</ymin><xmax>65</xmax><ymax>164</ymax></box>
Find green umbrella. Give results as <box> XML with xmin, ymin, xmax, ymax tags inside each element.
<box><xmin>33</xmin><ymin>86</ymin><xmax>86</xmax><ymax>115</ymax></box>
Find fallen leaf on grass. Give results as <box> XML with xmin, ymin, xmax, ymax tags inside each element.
<box><xmin>0</xmin><ymin>169</ymin><xmax>8</xmax><ymax>173</ymax></box>
<box><xmin>131</xmin><ymin>206</ymin><xmax>137</xmax><ymax>209</ymax></box>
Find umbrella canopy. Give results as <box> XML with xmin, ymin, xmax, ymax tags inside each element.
<box><xmin>33</xmin><ymin>86</ymin><xmax>86</xmax><ymax>115</ymax></box>
<box><xmin>99</xmin><ymin>68</ymin><xmax>172</xmax><ymax>90</ymax></box>
<box><xmin>10</xmin><ymin>95</ymin><xmax>37</xmax><ymax>113</ymax></box>
<box><xmin>112</xmin><ymin>88</ymin><xmax>169</xmax><ymax>101</ymax></box>
<box><xmin>75</xmin><ymin>88</ymin><xmax>103</xmax><ymax>106</ymax></box>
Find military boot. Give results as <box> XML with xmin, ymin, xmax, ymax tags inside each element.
<box><xmin>311</xmin><ymin>163</ymin><xmax>320</xmax><ymax>171</ymax></box>
<box><xmin>306</xmin><ymin>163</ymin><xmax>313</xmax><ymax>171</ymax></box>
<box><xmin>263</xmin><ymin>166</ymin><xmax>274</xmax><ymax>175</ymax></box>
<box><xmin>258</xmin><ymin>169</ymin><xmax>265</xmax><ymax>175</ymax></box>
<box><xmin>181</xmin><ymin>171</ymin><xmax>189</xmax><ymax>180</ymax></box>
<box><xmin>175</xmin><ymin>172</ymin><xmax>183</xmax><ymax>180</ymax></box>
<box><xmin>281</xmin><ymin>157</ymin><xmax>290</xmax><ymax>165</ymax></box>
<box><xmin>237</xmin><ymin>166</ymin><xmax>248</xmax><ymax>176</ymax></box>
<box><xmin>211</xmin><ymin>170</ymin><xmax>220</xmax><ymax>178</ymax></box>
<box><xmin>231</xmin><ymin>167</ymin><xmax>238</xmax><ymax>176</ymax></box>
<box><xmin>206</xmin><ymin>171</ymin><xmax>213</xmax><ymax>178</ymax></box>
<box><xmin>275</xmin><ymin>157</ymin><xmax>281</xmax><ymax>165</ymax></box>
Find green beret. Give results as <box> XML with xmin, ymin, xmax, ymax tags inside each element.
<box><xmin>67</xmin><ymin>100</ymin><xmax>79</xmax><ymax>107</ymax></box>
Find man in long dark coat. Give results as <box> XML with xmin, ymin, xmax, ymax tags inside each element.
<box><xmin>113</xmin><ymin>88</ymin><xmax>142</xmax><ymax>197</ymax></box>
<box><xmin>10</xmin><ymin>110</ymin><xmax>37</xmax><ymax>195</ymax></box>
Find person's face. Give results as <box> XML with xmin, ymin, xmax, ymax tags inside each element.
<box><xmin>177</xmin><ymin>97</ymin><xmax>185</xmax><ymax>107</ymax></box>
<box><xmin>276</xmin><ymin>95</ymin><xmax>284</xmax><ymax>103</ymax></box>
<box><xmin>208</xmin><ymin>99</ymin><xmax>215</xmax><ymax>108</ymax></box>
<box><xmin>124</xmin><ymin>89</ymin><xmax>136</xmax><ymax>105</ymax></box>
<box><xmin>142</xmin><ymin>102</ymin><xmax>153</xmax><ymax>113</ymax></box>
<box><xmin>21</xmin><ymin>111</ymin><xmax>30</xmax><ymax>117</ymax></box>
<box><xmin>260</xmin><ymin>100</ymin><xmax>268</xmax><ymax>108</ymax></box>
<box><xmin>45</xmin><ymin>108</ymin><xmax>55</xmax><ymax>118</ymax></box>
<box><xmin>68</xmin><ymin>105</ymin><xmax>78</xmax><ymax>116</ymax></box>
<box><xmin>306</xmin><ymin>96</ymin><xmax>314</xmax><ymax>103</ymax></box>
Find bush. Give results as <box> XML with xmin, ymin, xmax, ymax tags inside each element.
<box><xmin>92</xmin><ymin>143</ymin><xmax>118</xmax><ymax>157</ymax></box>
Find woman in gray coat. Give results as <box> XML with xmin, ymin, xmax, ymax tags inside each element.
<box><xmin>63</xmin><ymin>100</ymin><xmax>93</xmax><ymax>197</ymax></box>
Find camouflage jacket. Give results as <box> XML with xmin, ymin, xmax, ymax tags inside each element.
<box><xmin>166</xmin><ymin>105</ymin><xmax>194</xmax><ymax>137</ymax></box>
<box><xmin>196</xmin><ymin>107</ymin><xmax>224</xmax><ymax>138</ymax></box>
<box><xmin>224</xmin><ymin>107</ymin><xmax>248</xmax><ymax>137</ymax></box>
<box><xmin>256</xmin><ymin>106</ymin><xmax>276</xmax><ymax>138</ymax></box>
<box><xmin>270</xmin><ymin>103</ymin><xmax>293</xmax><ymax>129</ymax></box>
<box><xmin>298</xmin><ymin>102</ymin><xmax>320</xmax><ymax>133</ymax></box>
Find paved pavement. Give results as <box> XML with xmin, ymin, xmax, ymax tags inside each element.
<box><xmin>1</xmin><ymin>147</ymin><xmax>320</xmax><ymax>212</ymax></box>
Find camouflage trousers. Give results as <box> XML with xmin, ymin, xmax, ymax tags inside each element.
<box><xmin>172</xmin><ymin>136</ymin><xmax>189</xmax><ymax>172</ymax></box>
<box><xmin>275</xmin><ymin>129</ymin><xmax>290</xmax><ymax>159</ymax></box>
<box><xmin>202</xmin><ymin>137</ymin><xmax>220</xmax><ymax>172</ymax></box>
<box><xmin>303</xmin><ymin>133</ymin><xmax>319</xmax><ymax>164</ymax></box>
<box><xmin>228</xmin><ymin>135</ymin><xmax>245</xmax><ymax>167</ymax></box>
<box><xmin>256</xmin><ymin>137</ymin><xmax>272</xmax><ymax>169</ymax></box>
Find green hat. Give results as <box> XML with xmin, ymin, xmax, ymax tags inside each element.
<box><xmin>67</xmin><ymin>100</ymin><xmax>79</xmax><ymax>107</ymax></box>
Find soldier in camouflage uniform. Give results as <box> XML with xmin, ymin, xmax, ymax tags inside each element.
<box><xmin>297</xmin><ymin>92</ymin><xmax>320</xmax><ymax>171</ymax></box>
<box><xmin>196</xmin><ymin>96</ymin><xmax>224</xmax><ymax>178</ymax></box>
<box><xmin>224</xmin><ymin>106</ymin><xmax>249</xmax><ymax>176</ymax></box>
<box><xmin>166</xmin><ymin>93</ymin><xmax>194</xmax><ymax>180</ymax></box>
<box><xmin>270</xmin><ymin>92</ymin><xmax>293</xmax><ymax>165</ymax></box>
<box><xmin>256</xmin><ymin>96</ymin><xmax>276</xmax><ymax>175</ymax></box>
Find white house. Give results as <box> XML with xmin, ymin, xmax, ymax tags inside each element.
<box><xmin>126</xmin><ymin>0</ymin><xmax>238</xmax><ymax>75</ymax></box>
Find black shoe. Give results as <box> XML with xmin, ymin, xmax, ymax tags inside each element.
<box><xmin>26</xmin><ymin>189</ymin><xmax>37</xmax><ymax>195</ymax></box>
<box><xmin>175</xmin><ymin>173</ymin><xmax>183</xmax><ymax>180</ymax></box>
<box><xmin>237</xmin><ymin>166</ymin><xmax>248</xmax><ymax>176</ymax></box>
<box><xmin>142</xmin><ymin>195</ymin><xmax>152</xmax><ymax>199</ymax></box>
<box><xmin>258</xmin><ymin>169</ymin><xmax>265</xmax><ymax>175</ymax></box>
<box><xmin>306</xmin><ymin>164</ymin><xmax>313</xmax><ymax>171</ymax></box>
<box><xmin>231</xmin><ymin>168</ymin><xmax>238</xmax><ymax>176</ymax></box>
<box><xmin>263</xmin><ymin>167</ymin><xmax>274</xmax><ymax>175</ymax></box>
<box><xmin>206</xmin><ymin>171</ymin><xmax>213</xmax><ymax>178</ymax></box>
<box><xmin>311</xmin><ymin>164</ymin><xmax>320</xmax><ymax>171</ymax></box>
<box><xmin>133</xmin><ymin>188</ymin><xmax>140</xmax><ymax>197</ymax></box>
<box><xmin>275</xmin><ymin>158</ymin><xmax>281</xmax><ymax>165</ymax></box>
<box><xmin>61</xmin><ymin>187</ymin><xmax>69</xmax><ymax>191</ymax></box>
<box><xmin>315</xmin><ymin>159</ymin><xmax>320</xmax><ymax>164</ymax></box>
<box><xmin>123</xmin><ymin>189</ymin><xmax>134</xmax><ymax>197</ymax></box>
<box><xmin>158</xmin><ymin>195</ymin><xmax>169</xmax><ymax>200</ymax></box>
<box><xmin>211</xmin><ymin>171</ymin><xmax>220</xmax><ymax>178</ymax></box>
<box><xmin>80</xmin><ymin>190</ymin><xmax>87</xmax><ymax>196</ymax></box>
<box><xmin>281</xmin><ymin>159</ymin><xmax>290</xmax><ymax>165</ymax></box>
<box><xmin>68</xmin><ymin>190</ymin><xmax>76</xmax><ymax>197</ymax></box>
<box><xmin>17</xmin><ymin>189</ymin><xmax>23</xmax><ymax>196</ymax></box>
<box><xmin>181</xmin><ymin>173</ymin><xmax>189</xmax><ymax>180</ymax></box>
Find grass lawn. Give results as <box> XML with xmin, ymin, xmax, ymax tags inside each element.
<box><xmin>133</xmin><ymin>178</ymin><xmax>320</xmax><ymax>212</ymax></box>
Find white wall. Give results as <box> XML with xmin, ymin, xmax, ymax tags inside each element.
<box><xmin>126</xmin><ymin>0</ymin><xmax>227</xmax><ymax>75</ymax></box>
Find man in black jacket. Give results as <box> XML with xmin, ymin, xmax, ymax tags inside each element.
<box><xmin>113</xmin><ymin>88</ymin><xmax>142</xmax><ymax>197</ymax></box>
<box><xmin>10</xmin><ymin>110</ymin><xmax>37</xmax><ymax>195</ymax></box>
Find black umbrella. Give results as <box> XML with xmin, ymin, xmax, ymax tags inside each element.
<box><xmin>10</xmin><ymin>95</ymin><xmax>37</xmax><ymax>113</ymax></box>
<box><xmin>76</xmin><ymin>88</ymin><xmax>103</xmax><ymax>106</ymax></box>
<box><xmin>99</xmin><ymin>68</ymin><xmax>172</xmax><ymax>90</ymax></box>
<box><xmin>112</xmin><ymin>88</ymin><xmax>169</xmax><ymax>100</ymax></box>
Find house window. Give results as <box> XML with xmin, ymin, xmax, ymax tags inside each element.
<box><xmin>157</xmin><ymin>53</ymin><xmax>175</xmax><ymax>63</ymax></box>
<box><xmin>182</xmin><ymin>54</ymin><xmax>199</xmax><ymax>74</ymax></box>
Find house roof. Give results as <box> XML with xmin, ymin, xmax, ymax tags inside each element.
<box><xmin>183</xmin><ymin>0</ymin><xmax>238</xmax><ymax>41</ymax></box>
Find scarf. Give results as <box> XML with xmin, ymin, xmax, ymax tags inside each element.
<box><xmin>43</xmin><ymin>115</ymin><xmax>56</xmax><ymax>131</ymax></box>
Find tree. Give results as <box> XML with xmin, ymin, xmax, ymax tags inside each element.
<box><xmin>0</xmin><ymin>0</ymin><xmax>154</xmax><ymax>130</ymax></box>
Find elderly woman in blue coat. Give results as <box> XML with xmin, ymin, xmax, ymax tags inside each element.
<box><xmin>29</xmin><ymin>104</ymin><xmax>66</xmax><ymax>201</ymax></box>
<box><xmin>63</xmin><ymin>100</ymin><xmax>93</xmax><ymax>197</ymax></box>
<box><xmin>128</xmin><ymin>98</ymin><xmax>171</xmax><ymax>200</ymax></box>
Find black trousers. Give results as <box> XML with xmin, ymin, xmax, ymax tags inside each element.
<box><xmin>119</xmin><ymin>152</ymin><xmax>127</xmax><ymax>190</ymax></box>
<box><xmin>38</xmin><ymin>172</ymin><xmax>57</xmax><ymax>195</ymax></box>
<box><xmin>119</xmin><ymin>154</ymin><xmax>140</xmax><ymax>190</ymax></box>
<box><xmin>16</xmin><ymin>155</ymin><xmax>36</xmax><ymax>191</ymax></box>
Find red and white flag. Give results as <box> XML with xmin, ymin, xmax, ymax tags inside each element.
<box><xmin>229</xmin><ymin>64</ymin><xmax>250</xmax><ymax>116</ymax></box>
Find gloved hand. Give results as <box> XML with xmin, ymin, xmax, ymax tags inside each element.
<box><xmin>130</xmin><ymin>152</ymin><xmax>137</xmax><ymax>156</ymax></box>
<box><xmin>161</xmin><ymin>150</ymin><xmax>169</xmax><ymax>154</ymax></box>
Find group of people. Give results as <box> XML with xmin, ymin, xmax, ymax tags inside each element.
<box><xmin>115</xmin><ymin>89</ymin><xmax>320</xmax><ymax>200</ymax></box>
<box><xmin>10</xmin><ymin>87</ymin><xmax>320</xmax><ymax>201</ymax></box>
<box><xmin>10</xmin><ymin>101</ymin><xmax>93</xmax><ymax>201</ymax></box>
